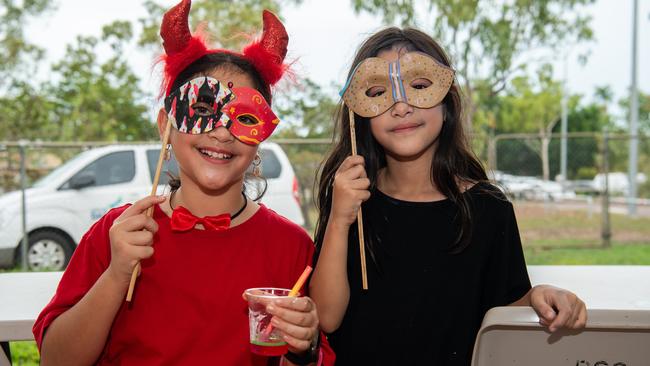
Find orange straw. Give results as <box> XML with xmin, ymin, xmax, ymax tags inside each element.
<box><xmin>288</xmin><ymin>265</ymin><xmax>313</xmax><ymax>296</ymax></box>
<box><xmin>263</xmin><ymin>265</ymin><xmax>313</xmax><ymax>335</ymax></box>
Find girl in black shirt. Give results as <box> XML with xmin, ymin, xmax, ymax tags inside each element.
<box><xmin>309</xmin><ymin>27</ymin><xmax>587</xmax><ymax>365</ymax></box>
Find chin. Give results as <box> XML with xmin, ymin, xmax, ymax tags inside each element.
<box><xmin>387</xmin><ymin>143</ymin><xmax>437</xmax><ymax>161</ymax></box>
<box><xmin>197</xmin><ymin>175</ymin><xmax>238</xmax><ymax>192</ymax></box>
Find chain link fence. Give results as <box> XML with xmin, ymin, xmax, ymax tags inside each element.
<box><xmin>1</xmin><ymin>133</ymin><xmax>649</xmax><ymax>270</ymax></box>
<box><xmin>489</xmin><ymin>132</ymin><xmax>650</xmax><ymax>251</ymax></box>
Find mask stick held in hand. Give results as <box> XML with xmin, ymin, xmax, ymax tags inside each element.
<box><xmin>126</xmin><ymin>119</ymin><xmax>172</xmax><ymax>302</ymax></box>
<box><xmin>348</xmin><ymin>108</ymin><xmax>368</xmax><ymax>290</ymax></box>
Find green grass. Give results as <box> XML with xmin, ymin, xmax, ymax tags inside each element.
<box><xmin>514</xmin><ymin>201</ymin><xmax>650</xmax><ymax>248</ymax></box>
<box><xmin>525</xmin><ymin>243</ymin><xmax>650</xmax><ymax>264</ymax></box>
<box><xmin>10</xmin><ymin>341</ymin><xmax>39</xmax><ymax>366</ymax></box>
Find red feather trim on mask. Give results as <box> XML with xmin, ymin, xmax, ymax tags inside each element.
<box><xmin>160</xmin><ymin>35</ymin><xmax>208</xmax><ymax>97</ymax></box>
<box><xmin>159</xmin><ymin>1</ymin><xmax>289</xmax><ymax>97</ymax></box>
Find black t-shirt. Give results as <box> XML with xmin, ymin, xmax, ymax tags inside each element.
<box><xmin>326</xmin><ymin>183</ymin><xmax>531</xmax><ymax>366</ymax></box>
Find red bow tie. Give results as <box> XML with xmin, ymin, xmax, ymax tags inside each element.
<box><xmin>170</xmin><ymin>206</ymin><xmax>231</xmax><ymax>232</ymax></box>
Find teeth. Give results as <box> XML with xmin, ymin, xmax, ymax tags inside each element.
<box><xmin>199</xmin><ymin>149</ymin><xmax>232</xmax><ymax>160</ymax></box>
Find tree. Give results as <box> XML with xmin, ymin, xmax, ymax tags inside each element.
<box><xmin>273</xmin><ymin>79</ymin><xmax>339</xmax><ymax>229</ymax></box>
<box><xmin>495</xmin><ymin>65</ymin><xmax>562</xmax><ymax>180</ymax></box>
<box><xmin>0</xmin><ymin>0</ymin><xmax>56</xmax><ymax>140</ymax></box>
<box><xmin>350</xmin><ymin>0</ymin><xmax>595</xmax><ymax>129</ymax></box>
<box><xmin>47</xmin><ymin>21</ymin><xmax>156</xmax><ymax>141</ymax></box>
<box><xmin>0</xmin><ymin>0</ymin><xmax>55</xmax><ymax>88</ymax></box>
<box><xmin>552</xmin><ymin>98</ymin><xmax>610</xmax><ymax>179</ymax></box>
<box><xmin>618</xmin><ymin>90</ymin><xmax>650</xmax><ymax>197</ymax></box>
<box><xmin>619</xmin><ymin>90</ymin><xmax>650</xmax><ymax>134</ymax></box>
<box><xmin>137</xmin><ymin>0</ymin><xmax>300</xmax><ymax>50</ymax></box>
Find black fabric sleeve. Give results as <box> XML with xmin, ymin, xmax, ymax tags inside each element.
<box><xmin>482</xmin><ymin>201</ymin><xmax>532</xmax><ymax>311</ymax></box>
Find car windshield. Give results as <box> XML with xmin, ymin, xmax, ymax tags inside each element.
<box><xmin>32</xmin><ymin>151</ymin><xmax>92</xmax><ymax>188</ymax></box>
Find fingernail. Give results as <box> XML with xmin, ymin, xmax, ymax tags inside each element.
<box><xmin>271</xmin><ymin>318</ymin><xmax>279</xmax><ymax>326</ymax></box>
<box><xmin>267</xmin><ymin>305</ymin><xmax>275</xmax><ymax>313</ymax></box>
<box><xmin>546</xmin><ymin>311</ymin><xmax>555</xmax><ymax>318</ymax></box>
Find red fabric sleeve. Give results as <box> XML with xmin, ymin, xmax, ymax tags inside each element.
<box><xmin>316</xmin><ymin>330</ymin><xmax>336</xmax><ymax>366</ymax></box>
<box><xmin>32</xmin><ymin>206</ymin><xmax>128</xmax><ymax>350</ymax></box>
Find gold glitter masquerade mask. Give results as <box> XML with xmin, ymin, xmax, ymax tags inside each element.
<box><xmin>340</xmin><ymin>52</ymin><xmax>455</xmax><ymax>118</ymax></box>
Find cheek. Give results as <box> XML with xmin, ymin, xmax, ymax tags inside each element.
<box><xmin>368</xmin><ymin>113</ymin><xmax>390</xmax><ymax>136</ymax></box>
<box><xmin>238</xmin><ymin>143</ymin><xmax>258</xmax><ymax>163</ymax></box>
<box><xmin>170</xmin><ymin>133</ymin><xmax>197</xmax><ymax>150</ymax></box>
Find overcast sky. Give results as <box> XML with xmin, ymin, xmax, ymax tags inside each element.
<box><xmin>26</xmin><ymin>0</ymin><xmax>650</xmax><ymax>122</ymax></box>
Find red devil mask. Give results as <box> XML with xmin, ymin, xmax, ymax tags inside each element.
<box><xmin>159</xmin><ymin>0</ymin><xmax>288</xmax><ymax>143</ymax></box>
<box><xmin>164</xmin><ymin>76</ymin><xmax>280</xmax><ymax>144</ymax></box>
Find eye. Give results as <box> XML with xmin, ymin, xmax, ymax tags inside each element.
<box><xmin>411</xmin><ymin>78</ymin><xmax>432</xmax><ymax>90</ymax></box>
<box><xmin>237</xmin><ymin>114</ymin><xmax>259</xmax><ymax>125</ymax></box>
<box><xmin>192</xmin><ymin>102</ymin><xmax>214</xmax><ymax>116</ymax></box>
<box><xmin>365</xmin><ymin>86</ymin><xmax>386</xmax><ymax>98</ymax></box>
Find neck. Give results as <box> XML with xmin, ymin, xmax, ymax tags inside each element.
<box><xmin>378</xmin><ymin>142</ymin><xmax>446</xmax><ymax>202</ymax></box>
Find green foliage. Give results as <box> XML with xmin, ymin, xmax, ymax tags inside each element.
<box><xmin>0</xmin><ymin>0</ymin><xmax>55</xmax><ymax>86</ymax></box>
<box><xmin>0</xmin><ymin>81</ymin><xmax>58</xmax><ymax>140</ymax></box>
<box><xmin>137</xmin><ymin>0</ymin><xmax>301</xmax><ymax>50</ymax></box>
<box><xmin>273</xmin><ymin>79</ymin><xmax>339</xmax><ymax>229</ymax></box>
<box><xmin>351</xmin><ymin>0</ymin><xmax>595</xmax><ymax>128</ymax></box>
<box><xmin>495</xmin><ymin>64</ymin><xmax>562</xmax><ymax>134</ymax></box>
<box><xmin>492</xmin><ymin>73</ymin><xmax>611</xmax><ymax>179</ymax></box>
<box><xmin>46</xmin><ymin>21</ymin><xmax>156</xmax><ymax>141</ymax></box>
<box><xmin>619</xmin><ymin>91</ymin><xmax>650</xmax><ymax>134</ymax></box>
<box><xmin>275</xmin><ymin>79</ymin><xmax>339</xmax><ymax>139</ymax></box>
<box><xmin>0</xmin><ymin>0</ymin><xmax>56</xmax><ymax>140</ymax></box>
<box><xmin>10</xmin><ymin>341</ymin><xmax>39</xmax><ymax>366</ymax></box>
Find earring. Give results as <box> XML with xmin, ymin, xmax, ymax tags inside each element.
<box><xmin>164</xmin><ymin>144</ymin><xmax>172</xmax><ymax>161</ymax></box>
<box><xmin>252</xmin><ymin>153</ymin><xmax>262</xmax><ymax>177</ymax></box>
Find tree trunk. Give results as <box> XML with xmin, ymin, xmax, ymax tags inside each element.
<box><xmin>541</xmin><ymin>134</ymin><xmax>550</xmax><ymax>181</ymax></box>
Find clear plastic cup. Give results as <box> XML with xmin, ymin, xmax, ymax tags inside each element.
<box><xmin>244</xmin><ymin>287</ymin><xmax>292</xmax><ymax>356</ymax></box>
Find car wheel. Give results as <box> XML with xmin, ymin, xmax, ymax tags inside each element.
<box><xmin>21</xmin><ymin>231</ymin><xmax>74</xmax><ymax>271</ymax></box>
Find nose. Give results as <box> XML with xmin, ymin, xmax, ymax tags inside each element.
<box><xmin>390</xmin><ymin>101</ymin><xmax>413</xmax><ymax>118</ymax></box>
<box><xmin>207</xmin><ymin>126</ymin><xmax>234</xmax><ymax>143</ymax></box>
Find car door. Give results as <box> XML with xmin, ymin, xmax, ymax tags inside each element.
<box><xmin>57</xmin><ymin>150</ymin><xmax>142</xmax><ymax>234</ymax></box>
<box><xmin>145</xmin><ymin>148</ymin><xmax>179</xmax><ymax>193</ymax></box>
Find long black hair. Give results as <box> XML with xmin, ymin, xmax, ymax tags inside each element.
<box><xmin>314</xmin><ymin>27</ymin><xmax>489</xmax><ymax>257</ymax></box>
<box><xmin>166</xmin><ymin>52</ymin><xmax>269</xmax><ymax>200</ymax></box>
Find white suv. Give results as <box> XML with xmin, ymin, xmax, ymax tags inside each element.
<box><xmin>0</xmin><ymin>142</ymin><xmax>304</xmax><ymax>270</ymax></box>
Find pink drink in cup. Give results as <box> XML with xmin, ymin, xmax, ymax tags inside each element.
<box><xmin>244</xmin><ymin>288</ymin><xmax>293</xmax><ymax>356</ymax></box>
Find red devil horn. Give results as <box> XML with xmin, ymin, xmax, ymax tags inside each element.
<box><xmin>161</xmin><ymin>0</ymin><xmax>192</xmax><ymax>54</ymax></box>
<box><xmin>242</xmin><ymin>10</ymin><xmax>290</xmax><ymax>87</ymax></box>
<box><xmin>259</xmin><ymin>10</ymin><xmax>288</xmax><ymax>64</ymax></box>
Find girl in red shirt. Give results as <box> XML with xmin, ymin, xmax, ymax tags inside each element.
<box><xmin>34</xmin><ymin>1</ymin><xmax>330</xmax><ymax>365</ymax></box>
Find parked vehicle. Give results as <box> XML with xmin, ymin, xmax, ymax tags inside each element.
<box><xmin>0</xmin><ymin>143</ymin><xmax>304</xmax><ymax>270</ymax></box>
<box><xmin>491</xmin><ymin>171</ymin><xmax>576</xmax><ymax>201</ymax></box>
<box><xmin>592</xmin><ymin>172</ymin><xmax>648</xmax><ymax>194</ymax></box>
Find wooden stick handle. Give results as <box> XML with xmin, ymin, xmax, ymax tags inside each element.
<box><xmin>126</xmin><ymin>120</ymin><xmax>172</xmax><ymax>302</ymax></box>
<box><xmin>348</xmin><ymin>108</ymin><xmax>368</xmax><ymax>290</ymax></box>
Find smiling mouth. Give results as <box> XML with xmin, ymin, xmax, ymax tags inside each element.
<box><xmin>392</xmin><ymin>123</ymin><xmax>421</xmax><ymax>132</ymax></box>
<box><xmin>198</xmin><ymin>148</ymin><xmax>233</xmax><ymax>160</ymax></box>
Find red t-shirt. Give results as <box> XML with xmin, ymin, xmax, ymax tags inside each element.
<box><xmin>33</xmin><ymin>203</ymin><xmax>333</xmax><ymax>365</ymax></box>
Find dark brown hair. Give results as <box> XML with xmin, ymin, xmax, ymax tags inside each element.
<box><xmin>314</xmin><ymin>27</ymin><xmax>489</xmax><ymax>258</ymax></box>
<box><xmin>167</xmin><ymin>52</ymin><xmax>269</xmax><ymax>199</ymax></box>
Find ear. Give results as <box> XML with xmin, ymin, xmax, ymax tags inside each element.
<box><xmin>157</xmin><ymin>108</ymin><xmax>168</xmax><ymax>139</ymax></box>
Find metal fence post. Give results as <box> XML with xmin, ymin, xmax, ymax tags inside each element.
<box><xmin>19</xmin><ymin>140</ymin><xmax>29</xmax><ymax>270</ymax></box>
<box><xmin>488</xmin><ymin>135</ymin><xmax>497</xmax><ymax>172</ymax></box>
<box><xmin>601</xmin><ymin>130</ymin><xmax>611</xmax><ymax>248</ymax></box>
